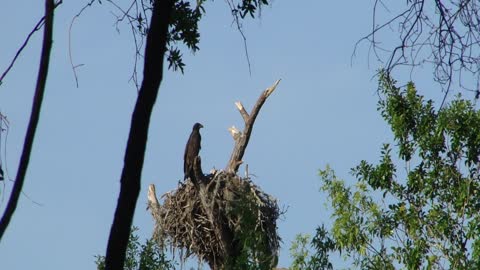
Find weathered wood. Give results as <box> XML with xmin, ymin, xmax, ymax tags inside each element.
<box><xmin>226</xmin><ymin>79</ymin><xmax>281</xmax><ymax>173</ymax></box>
<box><xmin>147</xmin><ymin>184</ymin><xmax>159</xmax><ymax>212</ymax></box>
<box><xmin>235</xmin><ymin>101</ymin><xmax>249</xmax><ymax>121</ymax></box>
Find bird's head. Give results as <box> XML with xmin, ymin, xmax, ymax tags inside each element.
<box><xmin>193</xmin><ymin>122</ymin><xmax>204</xmax><ymax>130</ymax></box>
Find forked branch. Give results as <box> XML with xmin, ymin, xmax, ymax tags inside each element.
<box><xmin>226</xmin><ymin>79</ymin><xmax>281</xmax><ymax>173</ymax></box>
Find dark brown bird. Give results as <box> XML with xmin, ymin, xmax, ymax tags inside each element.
<box><xmin>184</xmin><ymin>122</ymin><xmax>203</xmax><ymax>180</ymax></box>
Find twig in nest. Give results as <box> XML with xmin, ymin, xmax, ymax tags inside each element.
<box><xmin>147</xmin><ymin>171</ymin><xmax>280</xmax><ymax>269</ymax></box>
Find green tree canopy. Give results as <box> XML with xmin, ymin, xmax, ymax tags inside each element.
<box><xmin>305</xmin><ymin>72</ymin><xmax>480</xmax><ymax>269</ymax></box>
<box><xmin>96</xmin><ymin>227</ymin><xmax>174</xmax><ymax>270</ymax></box>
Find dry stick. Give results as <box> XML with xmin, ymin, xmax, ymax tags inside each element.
<box><xmin>0</xmin><ymin>1</ymin><xmax>61</xmax><ymax>86</ymax></box>
<box><xmin>235</xmin><ymin>101</ymin><xmax>249</xmax><ymax>122</ymax></box>
<box><xmin>226</xmin><ymin>79</ymin><xmax>281</xmax><ymax>173</ymax></box>
<box><xmin>147</xmin><ymin>184</ymin><xmax>159</xmax><ymax>211</ymax></box>
<box><xmin>103</xmin><ymin>0</ymin><xmax>175</xmax><ymax>269</ymax></box>
<box><xmin>68</xmin><ymin>0</ymin><xmax>95</xmax><ymax>88</ymax></box>
<box><xmin>225</xmin><ymin>0</ymin><xmax>252</xmax><ymax>75</ymax></box>
<box><xmin>0</xmin><ymin>0</ymin><xmax>55</xmax><ymax>241</ymax></box>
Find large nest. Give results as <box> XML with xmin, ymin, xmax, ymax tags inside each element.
<box><xmin>147</xmin><ymin>80</ymin><xmax>282</xmax><ymax>269</ymax></box>
<box><xmin>149</xmin><ymin>170</ymin><xmax>281</xmax><ymax>269</ymax></box>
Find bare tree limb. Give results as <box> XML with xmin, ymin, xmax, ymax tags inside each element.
<box><xmin>103</xmin><ymin>0</ymin><xmax>175</xmax><ymax>269</ymax></box>
<box><xmin>359</xmin><ymin>0</ymin><xmax>480</xmax><ymax>101</ymax></box>
<box><xmin>0</xmin><ymin>1</ymin><xmax>61</xmax><ymax>86</ymax></box>
<box><xmin>225</xmin><ymin>0</ymin><xmax>253</xmax><ymax>75</ymax></box>
<box><xmin>226</xmin><ymin>79</ymin><xmax>280</xmax><ymax>173</ymax></box>
<box><xmin>104</xmin><ymin>0</ymin><xmax>148</xmax><ymax>90</ymax></box>
<box><xmin>146</xmin><ymin>184</ymin><xmax>163</xmax><ymax>244</ymax></box>
<box><xmin>228</xmin><ymin>125</ymin><xmax>242</xmax><ymax>140</ymax></box>
<box><xmin>147</xmin><ymin>184</ymin><xmax>159</xmax><ymax>212</ymax></box>
<box><xmin>68</xmin><ymin>0</ymin><xmax>95</xmax><ymax>88</ymax></box>
<box><xmin>0</xmin><ymin>0</ymin><xmax>56</xmax><ymax>240</ymax></box>
<box><xmin>235</xmin><ymin>101</ymin><xmax>249</xmax><ymax>122</ymax></box>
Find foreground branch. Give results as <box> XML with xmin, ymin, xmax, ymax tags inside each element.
<box><xmin>0</xmin><ymin>0</ymin><xmax>55</xmax><ymax>240</ymax></box>
<box><xmin>226</xmin><ymin>79</ymin><xmax>281</xmax><ymax>173</ymax></box>
<box><xmin>104</xmin><ymin>0</ymin><xmax>175</xmax><ymax>269</ymax></box>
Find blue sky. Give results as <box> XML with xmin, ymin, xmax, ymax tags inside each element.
<box><xmin>0</xmin><ymin>0</ymin><xmax>427</xmax><ymax>269</ymax></box>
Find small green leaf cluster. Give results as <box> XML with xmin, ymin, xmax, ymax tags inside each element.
<box><xmin>314</xmin><ymin>72</ymin><xmax>480</xmax><ymax>269</ymax></box>
<box><xmin>232</xmin><ymin>0</ymin><xmax>269</xmax><ymax>18</ymax></box>
<box><xmin>165</xmin><ymin>0</ymin><xmax>204</xmax><ymax>73</ymax></box>
<box><xmin>95</xmin><ymin>227</ymin><xmax>175</xmax><ymax>270</ymax></box>
<box><xmin>289</xmin><ymin>226</ymin><xmax>335</xmax><ymax>270</ymax></box>
<box><xmin>133</xmin><ymin>0</ymin><xmax>269</xmax><ymax>73</ymax></box>
<box><xmin>165</xmin><ymin>0</ymin><xmax>269</xmax><ymax>72</ymax></box>
<box><xmin>226</xmin><ymin>184</ymin><xmax>279</xmax><ymax>270</ymax></box>
<box><xmin>290</xmin><ymin>234</ymin><xmax>312</xmax><ymax>270</ymax></box>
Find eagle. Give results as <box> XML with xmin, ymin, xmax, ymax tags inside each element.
<box><xmin>184</xmin><ymin>122</ymin><xmax>203</xmax><ymax>180</ymax></box>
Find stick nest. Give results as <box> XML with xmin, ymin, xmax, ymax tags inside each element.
<box><xmin>150</xmin><ymin>171</ymin><xmax>281</xmax><ymax>268</ymax></box>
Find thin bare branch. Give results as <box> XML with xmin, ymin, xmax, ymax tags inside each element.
<box><xmin>356</xmin><ymin>0</ymin><xmax>480</xmax><ymax>100</ymax></box>
<box><xmin>225</xmin><ymin>0</ymin><xmax>252</xmax><ymax>75</ymax></box>
<box><xmin>0</xmin><ymin>1</ymin><xmax>61</xmax><ymax>86</ymax></box>
<box><xmin>69</xmin><ymin>0</ymin><xmax>95</xmax><ymax>87</ymax></box>
<box><xmin>0</xmin><ymin>0</ymin><xmax>56</xmax><ymax>240</ymax></box>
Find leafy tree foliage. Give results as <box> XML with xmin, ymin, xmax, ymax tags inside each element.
<box><xmin>289</xmin><ymin>234</ymin><xmax>311</xmax><ymax>270</ymax></box>
<box><xmin>288</xmin><ymin>226</ymin><xmax>335</xmax><ymax>270</ymax></box>
<box><xmin>167</xmin><ymin>0</ymin><xmax>269</xmax><ymax>72</ymax></box>
<box><xmin>312</xmin><ymin>72</ymin><xmax>480</xmax><ymax>269</ymax></box>
<box><xmin>111</xmin><ymin>0</ymin><xmax>269</xmax><ymax>75</ymax></box>
<box><xmin>96</xmin><ymin>227</ymin><xmax>175</xmax><ymax>270</ymax></box>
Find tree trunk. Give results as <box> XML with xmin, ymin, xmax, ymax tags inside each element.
<box><xmin>104</xmin><ymin>0</ymin><xmax>174</xmax><ymax>269</ymax></box>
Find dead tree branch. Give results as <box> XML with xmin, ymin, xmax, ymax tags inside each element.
<box><xmin>0</xmin><ymin>0</ymin><xmax>56</xmax><ymax>240</ymax></box>
<box><xmin>68</xmin><ymin>0</ymin><xmax>95</xmax><ymax>88</ymax></box>
<box><xmin>225</xmin><ymin>0</ymin><xmax>252</xmax><ymax>75</ymax></box>
<box><xmin>226</xmin><ymin>79</ymin><xmax>281</xmax><ymax>173</ymax></box>
<box><xmin>147</xmin><ymin>184</ymin><xmax>160</xmax><ymax>222</ymax></box>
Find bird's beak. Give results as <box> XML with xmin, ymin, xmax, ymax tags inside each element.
<box><xmin>200</xmin><ymin>124</ymin><xmax>204</xmax><ymax>128</ymax></box>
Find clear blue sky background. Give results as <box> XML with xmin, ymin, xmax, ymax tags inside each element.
<box><xmin>0</xmin><ymin>1</ymin><xmax>443</xmax><ymax>269</ymax></box>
